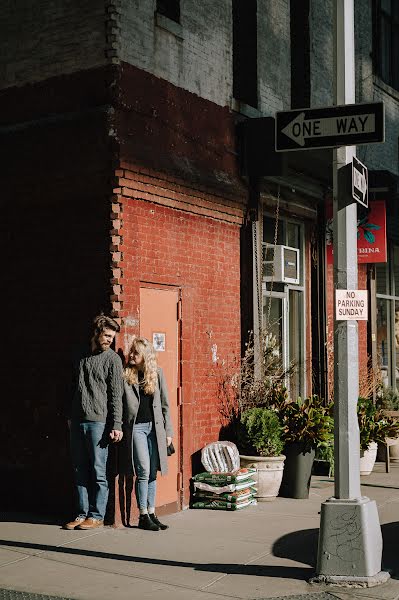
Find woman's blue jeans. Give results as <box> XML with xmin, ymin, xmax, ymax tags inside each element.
<box><xmin>132</xmin><ymin>421</ymin><xmax>159</xmax><ymax>510</ymax></box>
<box><xmin>70</xmin><ymin>421</ymin><xmax>109</xmax><ymax>520</ymax></box>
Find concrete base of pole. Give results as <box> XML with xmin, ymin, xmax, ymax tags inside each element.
<box><xmin>310</xmin><ymin>571</ymin><xmax>390</xmax><ymax>587</ymax></box>
<box><xmin>315</xmin><ymin>496</ymin><xmax>388</xmax><ymax>581</ymax></box>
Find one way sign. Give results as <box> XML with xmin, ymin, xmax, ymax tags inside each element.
<box><xmin>275</xmin><ymin>102</ymin><xmax>384</xmax><ymax>152</ymax></box>
<box><xmin>352</xmin><ymin>156</ymin><xmax>368</xmax><ymax>208</ymax></box>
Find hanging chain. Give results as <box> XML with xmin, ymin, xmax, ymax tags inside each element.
<box><xmin>252</xmin><ymin>220</ymin><xmax>261</xmax><ymax>331</ymax></box>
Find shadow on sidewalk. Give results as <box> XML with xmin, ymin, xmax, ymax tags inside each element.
<box><xmin>382</xmin><ymin>522</ymin><xmax>399</xmax><ymax>576</ymax></box>
<box><xmin>272</xmin><ymin>528</ymin><xmax>318</xmax><ymax>568</ymax></box>
<box><xmin>271</xmin><ymin>523</ymin><xmax>399</xmax><ymax>579</ymax></box>
<box><xmin>0</xmin><ymin>539</ymin><xmax>314</xmax><ymax>580</ymax></box>
<box><xmin>0</xmin><ymin>513</ymin><xmax>62</xmax><ymax>526</ymax></box>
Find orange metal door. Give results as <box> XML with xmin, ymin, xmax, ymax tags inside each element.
<box><xmin>139</xmin><ymin>287</ymin><xmax>180</xmax><ymax>509</ymax></box>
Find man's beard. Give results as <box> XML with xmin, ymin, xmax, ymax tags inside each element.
<box><xmin>92</xmin><ymin>336</ymin><xmax>110</xmax><ymax>352</ymax></box>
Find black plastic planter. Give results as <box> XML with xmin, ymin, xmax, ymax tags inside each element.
<box><xmin>279</xmin><ymin>442</ymin><xmax>315</xmax><ymax>499</ymax></box>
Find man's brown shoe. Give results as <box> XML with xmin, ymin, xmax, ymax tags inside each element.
<box><xmin>63</xmin><ymin>517</ymin><xmax>86</xmax><ymax>530</ymax></box>
<box><xmin>76</xmin><ymin>517</ymin><xmax>104</xmax><ymax>530</ymax></box>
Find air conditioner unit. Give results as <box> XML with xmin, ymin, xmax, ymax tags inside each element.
<box><xmin>263</xmin><ymin>244</ymin><xmax>300</xmax><ymax>284</ymax></box>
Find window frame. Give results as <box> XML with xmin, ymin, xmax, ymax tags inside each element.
<box><xmin>374</xmin><ymin>0</ymin><xmax>399</xmax><ymax>91</ymax></box>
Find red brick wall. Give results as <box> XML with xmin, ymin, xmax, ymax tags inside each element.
<box><xmin>112</xmin><ymin>164</ymin><xmax>243</xmax><ymax>507</ymax></box>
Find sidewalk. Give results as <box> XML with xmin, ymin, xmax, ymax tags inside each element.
<box><xmin>1</xmin><ymin>462</ymin><xmax>399</xmax><ymax>600</ymax></box>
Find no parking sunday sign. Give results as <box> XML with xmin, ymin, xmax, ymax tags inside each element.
<box><xmin>336</xmin><ymin>290</ymin><xmax>368</xmax><ymax>320</ymax></box>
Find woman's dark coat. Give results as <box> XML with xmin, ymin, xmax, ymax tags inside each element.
<box><xmin>122</xmin><ymin>368</ymin><xmax>173</xmax><ymax>476</ymax></box>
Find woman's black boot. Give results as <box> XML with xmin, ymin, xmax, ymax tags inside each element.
<box><xmin>149</xmin><ymin>513</ymin><xmax>169</xmax><ymax>530</ymax></box>
<box><xmin>138</xmin><ymin>514</ymin><xmax>159</xmax><ymax>531</ymax></box>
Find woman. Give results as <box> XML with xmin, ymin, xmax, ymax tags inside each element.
<box><xmin>123</xmin><ymin>336</ymin><xmax>173</xmax><ymax>531</ymax></box>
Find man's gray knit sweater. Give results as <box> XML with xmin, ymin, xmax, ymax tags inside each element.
<box><xmin>70</xmin><ymin>347</ymin><xmax>123</xmax><ymax>430</ymax></box>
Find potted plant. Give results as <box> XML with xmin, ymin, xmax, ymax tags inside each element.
<box><xmin>238</xmin><ymin>407</ymin><xmax>285</xmax><ymax>501</ymax></box>
<box><xmin>358</xmin><ymin>397</ymin><xmax>399</xmax><ymax>475</ymax></box>
<box><xmin>273</xmin><ymin>395</ymin><xmax>334</xmax><ymax>498</ymax></box>
<box><xmin>376</xmin><ymin>386</ymin><xmax>399</xmax><ymax>463</ymax></box>
<box><xmin>313</xmin><ymin>439</ymin><xmax>334</xmax><ymax>477</ymax></box>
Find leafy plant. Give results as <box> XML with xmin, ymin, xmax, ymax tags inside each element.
<box><xmin>239</xmin><ymin>408</ymin><xmax>284</xmax><ymax>457</ymax></box>
<box><xmin>358</xmin><ymin>397</ymin><xmax>399</xmax><ymax>450</ymax></box>
<box><xmin>376</xmin><ymin>386</ymin><xmax>399</xmax><ymax>411</ymax></box>
<box><xmin>273</xmin><ymin>395</ymin><xmax>334</xmax><ymax>453</ymax></box>
<box><xmin>315</xmin><ymin>440</ymin><xmax>334</xmax><ymax>476</ymax></box>
<box><xmin>216</xmin><ymin>328</ymin><xmax>292</xmax><ymax>443</ymax></box>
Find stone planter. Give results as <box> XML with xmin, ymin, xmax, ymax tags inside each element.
<box><xmin>279</xmin><ymin>442</ymin><xmax>315</xmax><ymax>499</ymax></box>
<box><xmin>387</xmin><ymin>438</ymin><xmax>399</xmax><ymax>462</ymax></box>
<box><xmin>360</xmin><ymin>441</ymin><xmax>378</xmax><ymax>475</ymax></box>
<box><xmin>240</xmin><ymin>454</ymin><xmax>286</xmax><ymax>501</ymax></box>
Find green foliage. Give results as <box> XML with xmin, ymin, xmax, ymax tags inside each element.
<box><xmin>376</xmin><ymin>386</ymin><xmax>399</xmax><ymax>411</ymax></box>
<box><xmin>239</xmin><ymin>407</ymin><xmax>284</xmax><ymax>457</ymax></box>
<box><xmin>358</xmin><ymin>397</ymin><xmax>399</xmax><ymax>450</ymax></box>
<box><xmin>272</xmin><ymin>395</ymin><xmax>334</xmax><ymax>453</ymax></box>
<box><xmin>315</xmin><ymin>440</ymin><xmax>334</xmax><ymax>476</ymax></box>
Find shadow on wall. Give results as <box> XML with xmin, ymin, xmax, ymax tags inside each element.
<box><xmin>1</xmin><ymin>114</ymin><xmax>113</xmax><ymax>517</ymax></box>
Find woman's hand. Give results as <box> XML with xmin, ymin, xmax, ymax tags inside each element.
<box><xmin>110</xmin><ymin>429</ymin><xmax>123</xmax><ymax>443</ymax></box>
<box><xmin>166</xmin><ymin>437</ymin><xmax>172</xmax><ymax>446</ymax></box>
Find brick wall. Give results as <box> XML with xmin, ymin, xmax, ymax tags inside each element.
<box><xmin>257</xmin><ymin>0</ymin><xmax>291</xmax><ymax>114</ymax></box>
<box><xmin>111</xmin><ymin>162</ymin><xmax>243</xmax><ymax>507</ymax></box>
<box><xmin>119</xmin><ymin>0</ymin><xmax>232</xmax><ymax>107</ymax></box>
<box><xmin>0</xmin><ymin>78</ymin><xmax>115</xmax><ymax>514</ymax></box>
<box><xmin>310</xmin><ymin>0</ymin><xmax>334</xmax><ymax>108</ymax></box>
<box><xmin>0</xmin><ymin>0</ymin><xmax>112</xmax><ymax>90</ymax></box>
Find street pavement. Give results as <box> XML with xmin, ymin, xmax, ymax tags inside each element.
<box><xmin>1</xmin><ymin>461</ymin><xmax>399</xmax><ymax>600</ymax></box>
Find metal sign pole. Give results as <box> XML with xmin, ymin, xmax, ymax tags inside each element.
<box><xmin>315</xmin><ymin>0</ymin><xmax>388</xmax><ymax>583</ymax></box>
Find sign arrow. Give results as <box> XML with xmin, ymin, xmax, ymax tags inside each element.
<box><xmin>281</xmin><ymin>111</ymin><xmax>376</xmax><ymax>147</ymax></box>
<box><xmin>353</xmin><ymin>166</ymin><xmax>367</xmax><ymax>203</ymax></box>
<box><xmin>352</xmin><ymin>156</ymin><xmax>368</xmax><ymax>208</ymax></box>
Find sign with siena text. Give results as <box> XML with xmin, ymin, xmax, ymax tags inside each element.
<box><xmin>336</xmin><ymin>290</ymin><xmax>368</xmax><ymax>321</ymax></box>
<box><xmin>326</xmin><ymin>199</ymin><xmax>387</xmax><ymax>265</ymax></box>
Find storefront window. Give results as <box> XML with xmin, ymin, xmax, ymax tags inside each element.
<box><xmin>376</xmin><ymin>244</ymin><xmax>399</xmax><ymax>391</ymax></box>
<box><xmin>377</xmin><ymin>297</ymin><xmax>390</xmax><ymax>388</ymax></box>
<box><xmin>261</xmin><ymin>213</ymin><xmax>305</xmax><ymax>398</ymax></box>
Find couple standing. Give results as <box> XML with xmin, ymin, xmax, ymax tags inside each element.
<box><xmin>64</xmin><ymin>314</ymin><xmax>173</xmax><ymax>532</ymax></box>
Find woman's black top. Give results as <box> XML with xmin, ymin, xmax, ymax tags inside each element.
<box><xmin>135</xmin><ymin>379</ymin><xmax>154</xmax><ymax>423</ymax></box>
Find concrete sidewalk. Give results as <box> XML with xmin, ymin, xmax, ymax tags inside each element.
<box><xmin>1</xmin><ymin>462</ymin><xmax>399</xmax><ymax>600</ymax></box>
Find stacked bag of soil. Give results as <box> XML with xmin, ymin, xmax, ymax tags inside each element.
<box><xmin>191</xmin><ymin>441</ymin><xmax>257</xmax><ymax>510</ymax></box>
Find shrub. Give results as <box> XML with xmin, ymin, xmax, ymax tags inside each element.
<box><xmin>239</xmin><ymin>407</ymin><xmax>284</xmax><ymax>457</ymax></box>
<box><xmin>358</xmin><ymin>397</ymin><xmax>399</xmax><ymax>450</ymax></box>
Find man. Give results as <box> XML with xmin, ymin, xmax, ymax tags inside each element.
<box><xmin>64</xmin><ymin>314</ymin><xmax>124</xmax><ymax>530</ymax></box>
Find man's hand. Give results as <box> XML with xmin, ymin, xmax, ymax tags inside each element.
<box><xmin>67</xmin><ymin>419</ymin><xmax>71</xmax><ymax>430</ymax></box>
<box><xmin>166</xmin><ymin>436</ymin><xmax>172</xmax><ymax>446</ymax></box>
<box><xmin>110</xmin><ymin>429</ymin><xmax>123</xmax><ymax>443</ymax></box>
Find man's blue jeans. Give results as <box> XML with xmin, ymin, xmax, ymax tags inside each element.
<box><xmin>70</xmin><ymin>421</ymin><xmax>109</xmax><ymax>520</ymax></box>
<box><xmin>132</xmin><ymin>421</ymin><xmax>159</xmax><ymax>510</ymax></box>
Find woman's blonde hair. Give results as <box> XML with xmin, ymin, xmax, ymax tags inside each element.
<box><xmin>125</xmin><ymin>336</ymin><xmax>158</xmax><ymax>394</ymax></box>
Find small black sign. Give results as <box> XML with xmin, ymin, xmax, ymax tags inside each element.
<box><xmin>275</xmin><ymin>102</ymin><xmax>384</xmax><ymax>152</ymax></box>
<box><xmin>352</xmin><ymin>156</ymin><xmax>368</xmax><ymax>208</ymax></box>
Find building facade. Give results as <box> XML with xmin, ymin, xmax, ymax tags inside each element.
<box><xmin>1</xmin><ymin>0</ymin><xmax>398</xmax><ymax>520</ymax></box>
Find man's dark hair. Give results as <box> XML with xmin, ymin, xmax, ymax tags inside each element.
<box><xmin>93</xmin><ymin>314</ymin><xmax>120</xmax><ymax>335</ymax></box>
